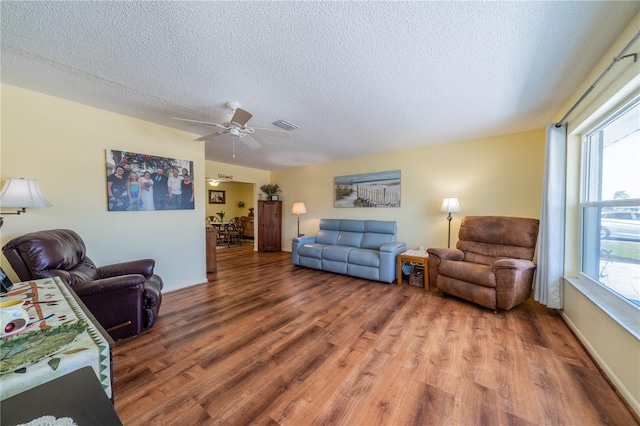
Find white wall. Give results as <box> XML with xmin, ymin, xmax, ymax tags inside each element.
<box><xmin>1</xmin><ymin>84</ymin><xmax>207</xmax><ymax>292</ymax></box>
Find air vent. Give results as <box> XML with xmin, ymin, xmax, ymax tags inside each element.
<box><xmin>272</xmin><ymin>119</ymin><xmax>298</xmax><ymax>131</ymax></box>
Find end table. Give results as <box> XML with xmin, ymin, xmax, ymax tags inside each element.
<box><xmin>397</xmin><ymin>250</ymin><xmax>429</xmax><ymax>291</ymax></box>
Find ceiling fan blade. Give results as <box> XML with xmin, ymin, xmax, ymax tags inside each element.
<box><xmin>194</xmin><ymin>131</ymin><xmax>226</xmax><ymax>141</ymax></box>
<box><xmin>173</xmin><ymin>117</ymin><xmax>227</xmax><ymax>129</ymax></box>
<box><xmin>231</xmin><ymin>108</ymin><xmax>253</xmax><ymax>127</ymax></box>
<box><xmin>251</xmin><ymin>127</ymin><xmax>290</xmax><ymax>138</ymax></box>
<box><xmin>240</xmin><ymin>135</ymin><xmax>261</xmax><ymax>150</ymax></box>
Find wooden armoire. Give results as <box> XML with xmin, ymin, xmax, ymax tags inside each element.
<box><xmin>258</xmin><ymin>200</ymin><xmax>282</xmax><ymax>252</ymax></box>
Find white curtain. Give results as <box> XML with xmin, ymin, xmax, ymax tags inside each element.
<box><xmin>534</xmin><ymin>123</ymin><xmax>567</xmax><ymax>309</ymax></box>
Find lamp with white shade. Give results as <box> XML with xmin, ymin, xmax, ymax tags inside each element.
<box><xmin>440</xmin><ymin>197</ymin><xmax>461</xmax><ymax>248</ymax></box>
<box><xmin>291</xmin><ymin>201</ymin><xmax>307</xmax><ymax>238</ymax></box>
<box><xmin>0</xmin><ymin>178</ymin><xmax>52</xmax><ymax>228</ymax></box>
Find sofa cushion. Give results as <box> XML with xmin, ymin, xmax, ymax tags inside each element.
<box><xmin>316</xmin><ymin>230</ymin><xmax>339</xmax><ymax>245</ymax></box>
<box><xmin>323</xmin><ymin>245</ymin><xmax>354</xmax><ymax>262</ymax></box>
<box><xmin>336</xmin><ymin>231</ymin><xmax>363</xmax><ymax>248</ymax></box>
<box><xmin>340</xmin><ymin>220</ymin><xmax>365</xmax><ymax>232</ymax></box>
<box><xmin>361</xmin><ymin>232</ymin><xmax>394</xmax><ymax>250</ymax></box>
<box><xmin>348</xmin><ymin>248</ymin><xmax>380</xmax><ymax>267</ymax></box>
<box><xmin>7</xmin><ymin>229</ymin><xmax>92</xmax><ymax>276</ymax></box>
<box><xmin>300</xmin><ymin>257</ymin><xmax>322</xmax><ymax>270</ymax></box>
<box><xmin>365</xmin><ymin>220</ymin><xmax>396</xmax><ymax>234</ymax></box>
<box><xmin>439</xmin><ymin>260</ymin><xmax>496</xmax><ymax>288</ymax></box>
<box><xmin>322</xmin><ymin>259</ymin><xmax>349</xmax><ymax>275</ymax></box>
<box><xmin>459</xmin><ymin>241</ymin><xmax>534</xmax><ymax>265</ymax></box>
<box><xmin>319</xmin><ymin>219</ymin><xmax>341</xmax><ymax>231</ymax></box>
<box><xmin>347</xmin><ymin>264</ymin><xmax>380</xmax><ymax>281</ymax></box>
<box><xmin>298</xmin><ymin>244</ymin><xmax>326</xmax><ymax>259</ymax></box>
<box><xmin>458</xmin><ymin>216</ymin><xmax>539</xmax><ymax>261</ymax></box>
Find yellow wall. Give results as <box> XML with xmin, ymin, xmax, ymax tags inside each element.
<box><xmin>204</xmin><ymin>181</ymin><xmax>254</xmax><ymax>220</ymax></box>
<box><xmin>555</xmin><ymin>12</ymin><xmax>640</xmax><ymax>416</ymax></box>
<box><xmin>203</xmin><ymin>160</ymin><xmax>270</xmax><ymax>250</ymax></box>
<box><xmin>273</xmin><ymin>129</ymin><xmax>545</xmax><ymax>251</ymax></box>
<box><xmin>0</xmin><ymin>84</ymin><xmax>207</xmax><ymax>291</ymax></box>
<box><xmin>1</xmin><ymin>11</ymin><xmax>637</xmax><ymax>412</ymax></box>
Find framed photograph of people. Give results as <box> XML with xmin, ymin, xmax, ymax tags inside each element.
<box><xmin>106</xmin><ymin>150</ymin><xmax>195</xmax><ymax>211</ymax></box>
<box><xmin>209</xmin><ymin>190</ymin><xmax>225</xmax><ymax>204</ymax></box>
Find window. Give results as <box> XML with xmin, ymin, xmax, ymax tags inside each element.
<box><xmin>580</xmin><ymin>96</ymin><xmax>640</xmax><ymax>309</ymax></box>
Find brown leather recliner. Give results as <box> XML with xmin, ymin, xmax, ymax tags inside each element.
<box><xmin>2</xmin><ymin>229</ymin><xmax>163</xmax><ymax>340</ymax></box>
<box><xmin>427</xmin><ymin>216</ymin><xmax>539</xmax><ymax>311</ymax></box>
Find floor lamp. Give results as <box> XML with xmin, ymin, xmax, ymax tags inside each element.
<box><xmin>291</xmin><ymin>201</ymin><xmax>307</xmax><ymax>238</ymax></box>
<box><xmin>440</xmin><ymin>198</ymin><xmax>461</xmax><ymax>248</ymax></box>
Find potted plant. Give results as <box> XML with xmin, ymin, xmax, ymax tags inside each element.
<box><xmin>260</xmin><ymin>184</ymin><xmax>281</xmax><ymax>199</ymax></box>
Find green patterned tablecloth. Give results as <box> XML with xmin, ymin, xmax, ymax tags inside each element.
<box><xmin>0</xmin><ymin>277</ymin><xmax>112</xmax><ymax>400</ymax></box>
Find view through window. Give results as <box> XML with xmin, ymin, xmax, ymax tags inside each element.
<box><xmin>581</xmin><ymin>96</ymin><xmax>640</xmax><ymax>307</ymax></box>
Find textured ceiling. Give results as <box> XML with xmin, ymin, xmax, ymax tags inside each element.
<box><xmin>2</xmin><ymin>1</ymin><xmax>639</xmax><ymax>170</ymax></box>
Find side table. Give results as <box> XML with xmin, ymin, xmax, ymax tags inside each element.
<box><xmin>397</xmin><ymin>250</ymin><xmax>429</xmax><ymax>291</ymax></box>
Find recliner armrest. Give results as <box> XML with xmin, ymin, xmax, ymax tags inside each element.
<box><xmin>493</xmin><ymin>258</ymin><xmax>536</xmax><ymax>270</ymax></box>
<box><xmin>97</xmin><ymin>259</ymin><xmax>155</xmax><ymax>279</ymax></box>
<box><xmin>427</xmin><ymin>247</ymin><xmax>464</xmax><ymax>261</ymax></box>
<box><xmin>72</xmin><ymin>275</ymin><xmax>146</xmax><ymax>297</ymax></box>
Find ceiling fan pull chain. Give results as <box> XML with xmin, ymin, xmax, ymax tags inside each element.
<box><xmin>233</xmin><ymin>137</ymin><xmax>236</xmax><ymax>158</ymax></box>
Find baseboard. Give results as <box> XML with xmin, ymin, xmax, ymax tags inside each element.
<box><xmin>560</xmin><ymin>311</ymin><xmax>640</xmax><ymax>421</ymax></box>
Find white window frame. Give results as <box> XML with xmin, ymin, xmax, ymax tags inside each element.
<box><xmin>577</xmin><ymin>95</ymin><xmax>640</xmax><ymax>338</ymax></box>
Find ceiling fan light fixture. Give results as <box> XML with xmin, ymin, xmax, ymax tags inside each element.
<box><xmin>273</xmin><ymin>119</ymin><xmax>298</xmax><ymax>131</ymax></box>
<box><xmin>225</xmin><ymin>101</ymin><xmax>241</xmax><ymax>111</ymax></box>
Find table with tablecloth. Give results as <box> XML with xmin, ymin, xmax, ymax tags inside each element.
<box><xmin>0</xmin><ymin>277</ymin><xmax>112</xmax><ymax>400</ymax></box>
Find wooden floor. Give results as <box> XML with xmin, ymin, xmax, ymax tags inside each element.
<box><xmin>113</xmin><ymin>246</ymin><xmax>638</xmax><ymax>426</ymax></box>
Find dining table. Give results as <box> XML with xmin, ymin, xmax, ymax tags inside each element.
<box><xmin>209</xmin><ymin>222</ymin><xmax>231</xmax><ymax>245</ymax></box>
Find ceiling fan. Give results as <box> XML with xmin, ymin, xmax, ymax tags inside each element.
<box><xmin>173</xmin><ymin>102</ymin><xmax>290</xmax><ymax>154</ymax></box>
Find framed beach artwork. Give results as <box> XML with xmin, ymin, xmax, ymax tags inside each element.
<box><xmin>106</xmin><ymin>150</ymin><xmax>194</xmax><ymax>211</ymax></box>
<box><xmin>209</xmin><ymin>190</ymin><xmax>226</xmax><ymax>204</ymax></box>
<box><xmin>334</xmin><ymin>170</ymin><xmax>401</xmax><ymax>207</ymax></box>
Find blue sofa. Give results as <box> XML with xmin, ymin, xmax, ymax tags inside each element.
<box><xmin>291</xmin><ymin>219</ymin><xmax>406</xmax><ymax>283</ymax></box>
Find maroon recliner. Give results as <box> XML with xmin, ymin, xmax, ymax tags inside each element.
<box><xmin>2</xmin><ymin>229</ymin><xmax>163</xmax><ymax>340</ymax></box>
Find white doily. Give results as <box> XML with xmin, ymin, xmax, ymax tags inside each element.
<box><xmin>18</xmin><ymin>415</ymin><xmax>77</xmax><ymax>426</ymax></box>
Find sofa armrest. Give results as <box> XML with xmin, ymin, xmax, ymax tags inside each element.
<box><xmin>72</xmin><ymin>275</ymin><xmax>146</xmax><ymax>297</ymax></box>
<box><xmin>292</xmin><ymin>235</ymin><xmax>317</xmax><ymax>265</ymax></box>
<box><xmin>380</xmin><ymin>242</ymin><xmax>407</xmax><ymax>253</ymax></box>
<box><xmin>427</xmin><ymin>248</ymin><xmax>464</xmax><ymax>288</ymax></box>
<box><xmin>71</xmin><ymin>276</ymin><xmax>145</xmax><ymax>338</ymax></box>
<box><xmin>493</xmin><ymin>258</ymin><xmax>536</xmax><ymax>271</ymax></box>
<box><xmin>493</xmin><ymin>259</ymin><xmax>537</xmax><ymax>310</ymax></box>
<box><xmin>379</xmin><ymin>242</ymin><xmax>407</xmax><ymax>283</ymax></box>
<box><xmin>427</xmin><ymin>247</ymin><xmax>464</xmax><ymax>261</ymax></box>
<box><xmin>293</xmin><ymin>235</ymin><xmax>316</xmax><ymax>244</ymax></box>
<box><xmin>97</xmin><ymin>259</ymin><xmax>155</xmax><ymax>279</ymax></box>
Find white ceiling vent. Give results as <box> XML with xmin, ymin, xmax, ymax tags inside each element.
<box><xmin>272</xmin><ymin>119</ymin><xmax>298</xmax><ymax>131</ymax></box>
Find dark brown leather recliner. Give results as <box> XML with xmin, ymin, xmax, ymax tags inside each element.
<box><xmin>2</xmin><ymin>229</ymin><xmax>163</xmax><ymax>340</ymax></box>
<box><xmin>427</xmin><ymin>216</ymin><xmax>539</xmax><ymax>311</ymax></box>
